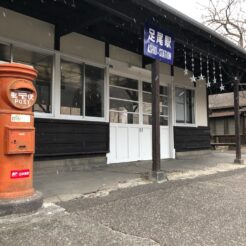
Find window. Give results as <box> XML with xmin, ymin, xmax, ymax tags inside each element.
<box><xmin>109</xmin><ymin>75</ymin><xmax>139</xmax><ymax>124</ymax></box>
<box><xmin>175</xmin><ymin>88</ymin><xmax>195</xmax><ymax>124</ymax></box>
<box><xmin>60</xmin><ymin>59</ymin><xmax>105</xmax><ymax>118</ymax></box>
<box><xmin>85</xmin><ymin>64</ymin><xmax>104</xmax><ymax>117</ymax></box>
<box><xmin>61</xmin><ymin>60</ymin><xmax>83</xmax><ymax>116</ymax></box>
<box><xmin>142</xmin><ymin>82</ymin><xmax>168</xmax><ymax>126</ymax></box>
<box><xmin>12</xmin><ymin>46</ymin><xmax>53</xmax><ymax>114</ymax></box>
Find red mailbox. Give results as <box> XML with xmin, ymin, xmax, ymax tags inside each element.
<box><xmin>0</xmin><ymin>63</ymin><xmax>38</xmax><ymax>200</ymax></box>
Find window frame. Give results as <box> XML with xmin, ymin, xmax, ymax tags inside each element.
<box><xmin>109</xmin><ymin>73</ymin><xmax>140</xmax><ymax>125</ymax></box>
<box><xmin>58</xmin><ymin>54</ymin><xmax>106</xmax><ymax>122</ymax></box>
<box><xmin>108</xmin><ymin>68</ymin><xmax>170</xmax><ymax>126</ymax></box>
<box><xmin>142</xmin><ymin>81</ymin><xmax>169</xmax><ymax>126</ymax></box>
<box><xmin>0</xmin><ymin>37</ymin><xmax>107</xmax><ymax>122</ymax></box>
<box><xmin>0</xmin><ymin>37</ymin><xmax>56</xmax><ymax>118</ymax></box>
<box><xmin>174</xmin><ymin>86</ymin><xmax>196</xmax><ymax>127</ymax></box>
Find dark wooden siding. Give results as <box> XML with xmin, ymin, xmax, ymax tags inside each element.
<box><xmin>34</xmin><ymin>118</ymin><xmax>109</xmax><ymax>157</ymax></box>
<box><xmin>174</xmin><ymin>126</ymin><xmax>211</xmax><ymax>152</ymax></box>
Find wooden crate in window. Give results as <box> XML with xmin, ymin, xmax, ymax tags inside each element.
<box><xmin>71</xmin><ymin>107</ymin><xmax>81</xmax><ymax>115</ymax></box>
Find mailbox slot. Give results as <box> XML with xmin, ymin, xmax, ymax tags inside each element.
<box><xmin>5</xmin><ymin>127</ymin><xmax>35</xmax><ymax>154</ymax></box>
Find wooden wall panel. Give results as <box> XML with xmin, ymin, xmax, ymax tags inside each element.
<box><xmin>34</xmin><ymin>118</ymin><xmax>109</xmax><ymax>157</ymax></box>
<box><xmin>174</xmin><ymin>126</ymin><xmax>211</xmax><ymax>152</ymax></box>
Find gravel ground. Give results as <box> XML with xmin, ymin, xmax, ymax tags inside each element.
<box><xmin>1</xmin><ymin>169</ymin><xmax>246</xmax><ymax>245</ymax></box>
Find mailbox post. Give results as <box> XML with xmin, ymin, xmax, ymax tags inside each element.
<box><xmin>0</xmin><ymin>63</ymin><xmax>43</xmax><ymax>216</ymax></box>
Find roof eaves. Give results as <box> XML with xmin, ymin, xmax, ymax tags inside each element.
<box><xmin>147</xmin><ymin>0</ymin><xmax>246</xmax><ymax>58</ymax></box>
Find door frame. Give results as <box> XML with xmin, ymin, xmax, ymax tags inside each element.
<box><xmin>107</xmin><ymin>61</ymin><xmax>175</xmax><ymax>163</ymax></box>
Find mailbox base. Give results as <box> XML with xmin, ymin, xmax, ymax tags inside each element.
<box><xmin>0</xmin><ymin>191</ymin><xmax>43</xmax><ymax>217</ymax></box>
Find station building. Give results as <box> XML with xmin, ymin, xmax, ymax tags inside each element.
<box><xmin>0</xmin><ymin>0</ymin><xmax>244</xmax><ymax>169</ymax></box>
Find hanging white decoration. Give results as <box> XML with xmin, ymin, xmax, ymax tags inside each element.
<box><xmin>219</xmin><ymin>62</ymin><xmax>224</xmax><ymax>91</ymax></box>
<box><xmin>198</xmin><ymin>53</ymin><xmax>205</xmax><ymax>81</ymax></box>
<box><xmin>220</xmin><ymin>84</ymin><xmax>225</xmax><ymax>91</ymax></box>
<box><xmin>206</xmin><ymin>56</ymin><xmax>211</xmax><ymax>88</ymax></box>
<box><xmin>213</xmin><ymin>59</ymin><xmax>217</xmax><ymax>84</ymax></box>
<box><xmin>184</xmin><ymin>47</ymin><xmax>188</xmax><ymax>76</ymax></box>
<box><xmin>190</xmin><ymin>49</ymin><xmax>196</xmax><ymax>83</ymax></box>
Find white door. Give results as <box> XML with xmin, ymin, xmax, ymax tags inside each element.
<box><xmin>107</xmin><ymin>75</ymin><xmax>171</xmax><ymax>164</ymax></box>
<box><xmin>108</xmin><ymin>124</ymin><xmax>140</xmax><ymax>164</ymax></box>
<box><xmin>140</xmin><ymin>126</ymin><xmax>152</xmax><ymax>160</ymax></box>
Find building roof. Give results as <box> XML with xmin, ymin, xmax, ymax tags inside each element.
<box><xmin>1</xmin><ymin>0</ymin><xmax>246</xmax><ymax>74</ymax></box>
<box><xmin>209</xmin><ymin>92</ymin><xmax>246</xmax><ymax>109</ymax></box>
<box><xmin>209</xmin><ymin>110</ymin><xmax>235</xmax><ymax>118</ymax></box>
<box><xmin>148</xmin><ymin>0</ymin><xmax>246</xmax><ymax>59</ymax></box>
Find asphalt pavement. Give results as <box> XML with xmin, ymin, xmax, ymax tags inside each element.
<box><xmin>2</xmin><ymin>169</ymin><xmax>246</xmax><ymax>245</ymax></box>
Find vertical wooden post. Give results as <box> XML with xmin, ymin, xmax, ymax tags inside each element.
<box><xmin>234</xmin><ymin>76</ymin><xmax>244</xmax><ymax>164</ymax></box>
<box><xmin>151</xmin><ymin>60</ymin><xmax>166</xmax><ymax>181</ymax></box>
<box><xmin>152</xmin><ymin>60</ymin><xmax>160</xmax><ymax>172</ymax></box>
<box><xmin>54</xmin><ymin>25</ymin><xmax>61</xmax><ymax>51</ymax></box>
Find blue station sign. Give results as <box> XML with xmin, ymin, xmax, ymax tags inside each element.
<box><xmin>144</xmin><ymin>24</ymin><xmax>174</xmax><ymax>65</ymax></box>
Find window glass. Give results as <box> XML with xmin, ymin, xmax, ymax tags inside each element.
<box><xmin>143</xmin><ymin>82</ymin><xmax>152</xmax><ymax>93</ymax></box>
<box><xmin>175</xmin><ymin>87</ymin><xmax>195</xmax><ymax>124</ymax></box>
<box><xmin>160</xmin><ymin>96</ymin><xmax>168</xmax><ymax>107</ymax></box>
<box><xmin>13</xmin><ymin>46</ymin><xmax>53</xmax><ymax>113</ymax></box>
<box><xmin>160</xmin><ymin>106</ymin><xmax>168</xmax><ymax>116</ymax></box>
<box><xmin>110</xmin><ymin>87</ymin><xmax>138</xmax><ymax>101</ymax></box>
<box><xmin>109</xmin><ymin>74</ymin><xmax>139</xmax><ymax>124</ymax></box>
<box><xmin>143</xmin><ymin>115</ymin><xmax>168</xmax><ymax>126</ymax></box>
<box><xmin>175</xmin><ymin>88</ymin><xmax>185</xmax><ymax>123</ymax></box>
<box><xmin>160</xmin><ymin>116</ymin><xmax>168</xmax><ymax>126</ymax></box>
<box><xmin>143</xmin><ymin>82</ymin><xmax>167</xmax><ymax>95</ymax></box>
<box><xmin>143</xmin><ymin>93</ymin><xmax>152</xmax><ymax>103</ymax></box>
<box><xmin>85</xmin><ymin>65</ymin><xmax>104</xmax><ymax>117</ymax></box>
<box><xmin>186</xmin><ymin>90</ymin><xmax>195</xmax><ymax>124</ymax></box>
<box><xmin>160</xmin><ymin>86</ymin><xmax>168</xmax><ymax>96</ymax></box>
<box><xmin>143</xmin><ymin>103</ymin><xmax>152</xmax><ymax>115</ymax></box>
<box><xmin>110</xmin><ymin>112</ymin><xmax>139</xmax><ymax>124</ymax></box>
<box><xmin>142</xmin><ymin>82</ymin><xmax>169</xmax><ymax>126</ymax></box>
<box><xmin>0</xmin><ymin>43</ymin><xmax>10</xmax><ymax>62</ymax></box>
<box><xmin>110</xmin><ymin>99</ymin><xmax>139</xmax><ymax>113</ymax></box>
<box><xmin>60</xmin><ymin>60</ymin><xmax>83</xmax><ymax>115</ymax></box>
<box><xmin>110</xmin><ymin>75</ymin><xmax>138</xmax><ymax>90</ymax></box>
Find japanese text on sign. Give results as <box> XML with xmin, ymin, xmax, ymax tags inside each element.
<box><xmin>144</xmin><ymin>24</ymin><xmax>174</xmax><ymax>65</ymax></box>
<box><xmin>10</xmin><ymin>169</ymin><xmax>30</xmax><ymax>179</ymax></box>
<box><xmin>10</xmin><ymin>90</ymin><xmax>35</xmax><ymax>107</ymax></box>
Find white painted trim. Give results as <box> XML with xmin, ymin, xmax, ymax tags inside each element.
<box><xmin>173</xmin><ymin>85</ymin><xmax>197</xmax><ymax>127</ymax></box>
<box><xmin>109</xmin><ymin>84</ymin><xmax>139</xmax><ymax>92</ymax></box>
<box><xmin>109</xmin><ymin>69</ymin><xmax>143</xmax><ymax>82</ymax></box>
<box><xmin>34</xmin><ymin>112</ymin><xmax>54</xmax><ymax>119</ymax></box>
<box><xmin>0</xmin><ymin>36</ymin><xmax>108</xmax><ymax>122</ymax></box>
<box><xmin>168</xmin><ymin>81</ymin><xmax>175</xmax><ymax>158</ymax></box>
<box><xmin>0</xmin><ymin>36</ymin><xmax>55</xmax><ymax>55</ymax></box>
<box><xmin>56</xmin><ymin>55</ymin><xmax>107</xmax><ymax>122</ymax></box>
<box><xmin>60</xmin><ymin>52</ymin><xmax>106</xmax><ymax>69</ymax></box>
<box><xmin>53</xmin><ymin>52</ymin><xmax>60</xmax><ymax>118</ymax></box>
<box><xmin>105</xmin><ymin>58</ymin><xmax>110</xmax><ymax>122</ymax></box>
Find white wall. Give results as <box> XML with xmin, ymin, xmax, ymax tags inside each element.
<box><xmin>0</xmin><ymin>7</ymin><xmax>54</xmax><ymax>49</ymax></box>
<box><xmin>196</xmin><ymin>82</ymin><xmax>208</xmax><ymax>126</ymax></box>
<box><xmin>110</xmin><ymin>45</ymin><xmax>141</xmax><ymax>67</ymax></box>
<box><xmin>173</xmin><ymin>66</ymin><xmax>208</xmax><ymax>127</ymax></box>
<box><xmin>61</xmin><ymin>33</ymin><xmax>105</xmax><ymax>64</ymax></box>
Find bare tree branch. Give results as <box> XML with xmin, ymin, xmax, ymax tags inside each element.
<box><xmin>201</xmin><ymin>0</ymin><xmax>246</xmax><ymax>48</ymax></box>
